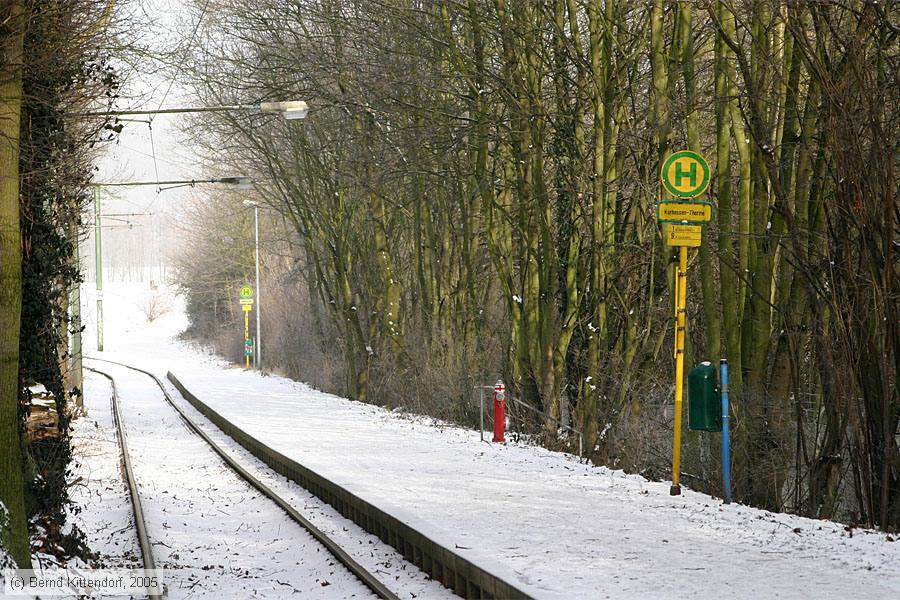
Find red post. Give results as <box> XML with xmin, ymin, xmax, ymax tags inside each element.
<box><xmin>492</xmin><ymin>380</ymin><xmax>506</xmax><ymax>443</ymax></box>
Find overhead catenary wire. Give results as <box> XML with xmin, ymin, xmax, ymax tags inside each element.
<box><xmin>142</xmin><ymin>0</ymin><xmax>212</xmax><ymax>210</ymax></box>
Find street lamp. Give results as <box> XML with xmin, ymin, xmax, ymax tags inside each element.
<box><xmin>260</xmin><ymin>101</ymin><xmax>309</xmax><ymax>120</ymax></box>
<box><xmin>77</xmin><ymin>100</ymin><xmax>309</xmax><ymax>120</ymax></box>
<box><xmin>90</xmin><ymin>176</ymin><xmax>254</xmax><ymax>188</ymax></box>
<box><xmin>242</xmin><ymin>199</ymin><xmax>261</xmax><ymax>370</ymax></box>
<box><xmin>86</xmin><ymin>176</ymin><xmax>253</xmax><ymax>353</ymax></box>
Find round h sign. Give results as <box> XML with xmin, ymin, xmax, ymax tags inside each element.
<box><xmin>239</xmin><ymin>285</ymin><xmax>254</xmax><ymax>299</ymax></box>
<box><xmin>661</xmin><ymin>151</ymin><xmax>710</xmax><ymax>198</ymax></box>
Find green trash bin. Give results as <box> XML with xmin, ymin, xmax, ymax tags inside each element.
<box><xmin>688</xmin><ymin>362</ymin><xmax>721</xmax><ymax>431</ymax></box>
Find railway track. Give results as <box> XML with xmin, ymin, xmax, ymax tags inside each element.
<box><xmin>86</xmin><ymin>358</ymin><xmax>399</xmax><ymax>600</ymax></box>
<box><xmin>84</xmin><ymin>366</ymin><xmax>162</xmax><ymax>599</ymax></box>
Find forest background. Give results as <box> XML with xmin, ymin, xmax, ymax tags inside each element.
<box><xmin>174</xmin><ymin>0</ymin><xmax>898</xmax><ymax>533</ymax></box>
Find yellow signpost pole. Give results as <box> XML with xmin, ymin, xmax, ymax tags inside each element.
<box><xmin>244</xmin><ymin>310</ymin><xmax>250</xmax><ymax>368</ymax></box>
<box><xmin>671</xmin><ymin>245</ymin><xmax>688</xmax><ymax>495</ymax></box>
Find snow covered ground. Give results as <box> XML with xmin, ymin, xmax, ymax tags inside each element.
<box><xmin>76</xmin><ymin>282</ymin><xmax>900</xmax><ymax>599</ymax></box>
<box><xmin>97</xmin><ymin>363</ymin><xmax>382</xmax><ymax>598</ymax></box>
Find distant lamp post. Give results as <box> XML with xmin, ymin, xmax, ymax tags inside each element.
<box><xmin>87</xmin><ymin>176</ymin><xmax>253</xmax><ymax>353</ymax></box>
<box><xmin>219</xmin><ymin>176</ymin><xmax>255</xmax><ymax>189</ymax></box>
<box><xmin>90</xmin><ymin>176</ymin><xmax>254</xmax><ymax>188</ymax></box>
<box><xmin>243</xmin><ymin>199</ymin><xmax>262</xmax><ymax>370</ymax></box>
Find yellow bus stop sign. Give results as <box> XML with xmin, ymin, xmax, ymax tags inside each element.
<box><xmin>661</xmin><ymin>151</ymin><xmax>710</xmax><ymax>198</ymax></box>
<box><xmin>239</xmin><ymin>285</ymin><xmax>254</xmax><ymax>299</ymax></box>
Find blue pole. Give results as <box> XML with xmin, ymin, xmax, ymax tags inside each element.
<box><xmin>720</xmin><ymin>359</ymin><xmax>731</xmax><ymax>504</ymax></box>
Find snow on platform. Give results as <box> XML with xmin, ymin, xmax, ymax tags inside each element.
<box><xmin>84</xmin><ymin>283</ymin><xmax>900</xmax><ymax>599</ymax></box>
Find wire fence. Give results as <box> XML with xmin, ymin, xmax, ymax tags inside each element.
<box><xmin>472</xmin><ymin>383</ymin><xmax>585</xmax><ymax>459</ymax></box>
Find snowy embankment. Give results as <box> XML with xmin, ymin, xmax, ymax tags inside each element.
<box><xmin>79</xmin><ymin>283</ymin><xmax>900</xmax><ymax>599</ymax></box>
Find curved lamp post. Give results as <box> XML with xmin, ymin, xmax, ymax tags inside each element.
<box><xmin>87</xmin><ymin>176</ymin><xmax>253</xmax><ymax>353</ymax></box>
<box><xmin>78</xmin><ymin>101</ymin><xmax>309</xmax><ymax>120</ymax></box>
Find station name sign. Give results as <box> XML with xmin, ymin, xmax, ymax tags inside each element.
<box><xmin>657</xmin><ymin>201</ymin><xmax>713</xmax><ymax>224</ymax></box>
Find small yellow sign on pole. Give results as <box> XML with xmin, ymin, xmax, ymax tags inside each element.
<box><xmin>658</xmin><ymin>202</ymin><xmax>712</xmax><ymax>224</ymax></box>
<box><xmin>665</xmin><ymin>223</ymin><xmax>702</xmax><ymax>247</ymax></box>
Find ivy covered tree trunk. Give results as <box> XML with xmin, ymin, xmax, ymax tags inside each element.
<box><xmin>0</xmin><ymin>0</ymin><xmax>31</xmax><ymax>568</ymax></box>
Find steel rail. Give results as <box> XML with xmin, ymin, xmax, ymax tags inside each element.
<box><xmin>86</xmin><ymin>357</ymin><xmax>399</xmax><ymax>600</ymax></box>
<box><xmin>84</xmin><ymin>366</ymin><xmax>162</xmax><ymax>600</ymax></box>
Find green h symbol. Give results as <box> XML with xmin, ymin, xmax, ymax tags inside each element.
<box><xmin>675</xmin><ymin>160</ymin><xmax>697</xmax><ymax>188</ymax></box>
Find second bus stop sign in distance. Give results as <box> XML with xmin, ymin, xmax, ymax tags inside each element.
<box><xmin>239</xmin><ymin>286</ymin><xmax>254</xmax><ymax>311</ymax></box>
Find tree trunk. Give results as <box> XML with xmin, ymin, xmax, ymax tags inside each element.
<box><xmin>0</xmin><ymin>0</ymin><xmax>31</xmax><ymax>568</ymax></box>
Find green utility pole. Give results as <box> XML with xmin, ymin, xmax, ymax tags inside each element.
<box><xmin>70</xmin><ymin>222</ymin><xmax>83</xmax><ymax>406</ymax></box>
<box><xmin>94</xmin><ymin>187</ymin><xmax>103</xmax><ymax>352</ymax></box>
